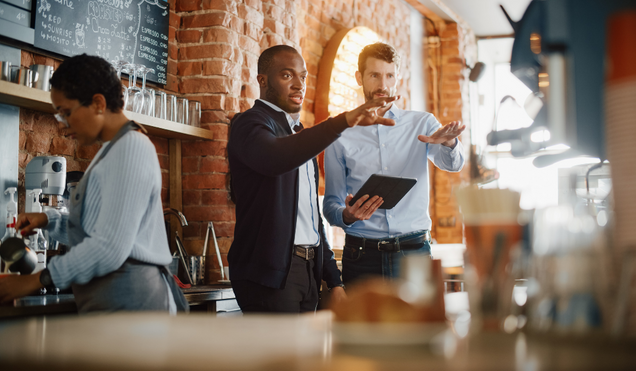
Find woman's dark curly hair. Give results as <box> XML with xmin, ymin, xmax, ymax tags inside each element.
<box><xmin>50</xmin><ymin>54</ymin><xmax>124</xmax><ymax>112</ymax></box>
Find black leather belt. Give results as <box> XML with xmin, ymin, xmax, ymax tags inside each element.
<box><xmin>345</xmin><ymin>231</ymin><xmax>430</xmax><ymax>252</ymax></box>
<box><xmin>293</xmin><ymin>245</ymin><xmax>315</xmax><ymax>260</ymax></box>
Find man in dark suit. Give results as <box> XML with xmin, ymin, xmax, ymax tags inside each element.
<box><xmin>227</xmin><ymin>45</ymin><xmax>397</xmax><ymax>312</ymax></box>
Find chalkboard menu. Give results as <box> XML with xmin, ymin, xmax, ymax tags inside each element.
<box><xmin>34</xmin><ymin>0</ymin><xmax>169</xmax><ymax>85</ymax></box>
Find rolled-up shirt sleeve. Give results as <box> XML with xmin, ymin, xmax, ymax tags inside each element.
<box><xmin>44</xmin><ymin>208</ymin><xmax>70</xmax><ymax>246</ymax></box>
<box><xmin>426</xmin><ymin>118</ymin><xmax>465</xmax><ymax>172</ymax></box>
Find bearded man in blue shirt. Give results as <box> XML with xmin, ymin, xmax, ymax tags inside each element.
<box><xmin>324</xmin><ymin>42</ymin><xmax>466</xmax><ymax>285</ymax></box>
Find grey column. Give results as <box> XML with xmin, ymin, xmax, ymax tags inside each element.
<box><xmin>0</xmin><ymin>44</ymin><xmax>21</xmax><ymax>239</ymax></box>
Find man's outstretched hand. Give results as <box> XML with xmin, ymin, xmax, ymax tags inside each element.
<box><xmin>417</xmin><ymin>121</ymin><xmax>466</xmax><ymax>147</ymax></box>
<box><xmin>345</xmin><ymin>96</ymin><xmax>400</xmax><ymax>128</ymax></box>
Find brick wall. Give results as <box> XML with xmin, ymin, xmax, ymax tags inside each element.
<box><xmin>15</xmin><ymin>0</ymin><xmax>473</xmax><ymax>282</ymax></box>
<box><xmin>172</xmin><ymin>0</ymin><xmax>473</xmax><ymax>272</ymax></box>
<box><xmin>425</xmin><ymin>22</ymin><xmax>473</xmax><ymax>244</ymax></box>
<box><xmin>297</xmin><ymin>0</ymin><xmax>414</xmax><ymax>125</ymax></box>
<box><xmin>172</xmin><ymin>0</ymin><xmax>420</xmax><ymax>279</ymax></box>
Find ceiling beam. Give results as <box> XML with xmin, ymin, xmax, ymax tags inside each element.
<box><xmin>403</xmin><ymin>0</ymin><xmax>474</xmax><ymax>36</ymax></box>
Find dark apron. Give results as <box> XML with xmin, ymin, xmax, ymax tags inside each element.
<box><xmin>68</xmin><ymin>121</ymin><xmax>189</xmax><ymax>313</ymax></box>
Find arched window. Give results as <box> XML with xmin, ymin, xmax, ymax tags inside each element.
<box><xmin>315</xmin><ymin>27</ymin><xmax>380</xmax><ymax>124</ymax></box>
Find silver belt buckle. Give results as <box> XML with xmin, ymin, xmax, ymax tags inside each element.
<box><xmin>297</xmin><ymin>246</ymin><xmax>313</xmax><ymax>260</ymax></box>
<box><xmin>378</xmin><ymin>240</ymin><xmax>391</xmax><ymax>251</ymax></box>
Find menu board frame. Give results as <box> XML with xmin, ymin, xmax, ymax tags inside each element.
<box><xmin>32</xmin><ymin>0</ymin><xmax>169</xmax><ymax>85</ymax></box>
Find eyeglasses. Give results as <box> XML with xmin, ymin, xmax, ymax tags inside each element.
<box><xmin>53</xmin><ymin>104</ymin><xmax>82</xmax><ymax>128</ymax></box>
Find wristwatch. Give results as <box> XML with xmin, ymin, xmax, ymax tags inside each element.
<box><xmin>39</xmin><ymin>268</ymin><xmax>56</xmax><ymax>290</ymax></box>
<box><xmin>328</xmin><ymin>284</ymin><xmax>345</xmax><ymax>292</ymax></box>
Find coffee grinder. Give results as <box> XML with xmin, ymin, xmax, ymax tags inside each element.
<box><xmin>25</xmin><ymin>156</ymin><xmax>67</xmax><ymax>254</ymax></box>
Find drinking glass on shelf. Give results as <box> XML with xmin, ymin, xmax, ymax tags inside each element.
<box><xmin>166</xmin><ymin>94</ymin><xmax>177</xmax><ymax>121</ymax></box>
<box><xmin>154</xmin><ymin>91</ymin><xmax>167</xmax><ymax>119</ymax></box>
<box><xmin>138</xmin><ymin>65</ymin><xmax>155</xmax><ymax>116</ymax></box>
<box><xmin>111</xmin><ymin>59</ymin><xmax>129</xmax><ymax>107</ymax></box>
<box><xmin>110</xmin><ymin>58</ymin><xmax>128</xmax><ymax>80</ymax></box>
<box><xmin>176</xmin><ymin>97</ymin><xmax>189</xmax><ymax>124</ymax></box>
<box><xmin>189</xmin><ymin>101</ymin><xmax>201</xmax><ymax>127</ymax></box>
<box><xmin>123</xmin><ymin>63</ymin><xmax>144</xmax><ymax>113</ymax></box>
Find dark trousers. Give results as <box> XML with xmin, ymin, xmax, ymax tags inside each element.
<box><xmin>231</xmin><ymin>255</ymin><xmax>319</xmax><ymax>313</ymax></box>
<box><xmin>342</xmin><ymin>241</ymin><xmax>431</xmax><ymax>285</ymax></box>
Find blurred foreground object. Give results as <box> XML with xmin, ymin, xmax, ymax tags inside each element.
<box><xmin>490</xmin><ymin>0</ymin><xmax>636</xmax><ymax>165</ymax></box>
<box><xmin>329</xmin><ymin>258</ymin><xmax>449</xmax><ymax>346</ymax></box>
<box><xmin>456</xmin><ymin>187</ymin><xmax>524</xmax><ymax>332</ymax></box>
<box><xmin>330</xmin><ymin>259</ymin><xmax>445</xmax><ymax>324</ymax></box>
<box><xmin>527</xmin><ymin>175</ymin><xmax>609</xmax><ymax>335</ymax></box>
<box><xmin>604</xmin><ymin>11</ymin><xmax>636</xmax><ymax>336</ymax></box>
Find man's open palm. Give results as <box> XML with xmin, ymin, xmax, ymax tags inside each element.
<box><xmin>417</xmin><ymin>121</ymin><xmax>465</xmax><ymax>147</ymax></box>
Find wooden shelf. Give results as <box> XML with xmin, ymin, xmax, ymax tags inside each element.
<box><xmin>0</xmin><ymin>80</ymin><xmax>214</xmax><ymax>141</ymax></box>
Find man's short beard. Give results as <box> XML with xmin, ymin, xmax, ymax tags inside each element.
<box><xmin>364</xmin><ymin>88</ymin><xmax>394</xmax><ymax>102</ymax></box>
<box><xmin>265</xmin><ymin>83</ymin><xmax>301</xmax><ymax>113</ymax></box>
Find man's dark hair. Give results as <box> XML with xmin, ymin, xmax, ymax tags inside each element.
<box><xmin>358</xmin><ymin>42</ymin><xmax>401</xmax><ymax>75</ymax></box>
<box><xmin>50</xmin><ymin>54</ymin><xmax>124</xmax><ymax>112</ymax></box>
<box><xmin>258</xmin><ymin>45</ymin><xmax>300</xmax><ymax>75</ymax></box>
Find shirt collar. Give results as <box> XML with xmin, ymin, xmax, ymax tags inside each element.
<box><xmin>257</xmin><ymin>99</ymin><xmax>299</xmax><ymax>129</ymax></box>
<box><xmin>386</xmin><ymin>103</ymin><xmax>401</xmax><ymax>120</ymax></box>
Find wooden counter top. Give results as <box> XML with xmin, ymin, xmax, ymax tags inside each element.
<box><xmin>0</xmin><ymin>311</ymin><xmax>634</xmax><ymax>371</ymax></box>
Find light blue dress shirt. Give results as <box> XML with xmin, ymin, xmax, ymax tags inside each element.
<box><xmin>323</xmin><ymin>104</ymin><xmax>465</xmax><ymax>239</ymax></box>
<box><xmin>257</xmin><ymin>99</ymin><xmax>320</xmax><ymax>246</ymax></box>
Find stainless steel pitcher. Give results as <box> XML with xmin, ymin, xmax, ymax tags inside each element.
<box><xmin>30</xmin><ymin>65</ymin><xmax>54</xmax><ymax>91</ymax></box>
<box><xmin>0</xmin><ymin>61</ymin><xmax>12</xmax><ymax>81</ymax></box>
<box><xmin>12</xmin><ymin>66</ymin><xmax>38</xmax><ymax>88</ymax></box>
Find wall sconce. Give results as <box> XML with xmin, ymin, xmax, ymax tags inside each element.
<box><xmin>467</xmin><ymin>61</ymin><xmax>486</xmax><ymax>82</ymax></box>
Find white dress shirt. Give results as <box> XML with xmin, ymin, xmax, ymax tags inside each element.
<box><xmin>257</xmin><ymin>99</ymin><xmax>320</xmax><ymax>246</ymax></box>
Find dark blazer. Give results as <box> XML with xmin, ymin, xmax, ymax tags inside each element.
<box><xmin>227</xmin><ymin>100</ymin><xmax>348</xmax><ymax>290</ymax></box>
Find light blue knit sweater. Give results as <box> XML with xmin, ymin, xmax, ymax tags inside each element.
<box><xmin>44</xmin><ymin>131</ymin><xmax>172</xmax><ymax>289</ymax></box>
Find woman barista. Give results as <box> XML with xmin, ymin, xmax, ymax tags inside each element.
<box><xmin>0</xmin><ymin>54</ymin><xmax>187</xmax><ymax>313</ymax></box>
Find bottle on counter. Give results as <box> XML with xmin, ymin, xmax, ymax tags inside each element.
<box><xmin>26</xmin><ymin>189</ymin><xmax>48</xmax><ymax>294</ymax></box>
<box><xmin>1</xmin><ymin>187</ymin><xmax>18</xmax><ymax>273</ymax></box>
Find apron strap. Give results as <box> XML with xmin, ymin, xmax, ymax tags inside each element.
<box><xmin>158</xmin><ymin>266</ymin><xmax>190</xmax><ymax>313</ymax></box>
<box><xmin>86</xmin><ymin>121</ymin><xmax>144</xmax><ymax>176</ymax></box>
<box><xmin>72</xmin><ymin>121</ymin><xmax>144</xmax><ymax>222</ymax></box>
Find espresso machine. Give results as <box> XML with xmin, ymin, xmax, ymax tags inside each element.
<box><xmin>25</xmin><ymin>156</ymin><xmax>67</xmax><ymax>252</ymax></box>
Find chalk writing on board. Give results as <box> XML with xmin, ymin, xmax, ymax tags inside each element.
<box><xmin>34</xmin><ymin>0</ymin><xmax>168</xmax><ymax>84</ymax></box>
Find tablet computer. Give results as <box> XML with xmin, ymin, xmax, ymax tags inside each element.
<box><xmin>348</xmin><ymin>174</ymin><xmax>417</xmax><ymax>209</ymax></box>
